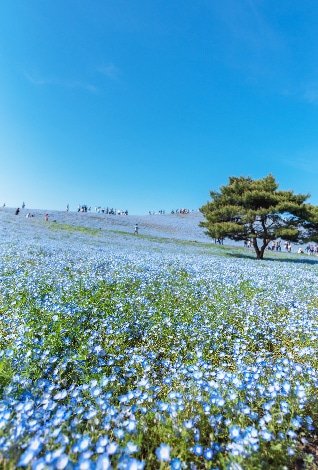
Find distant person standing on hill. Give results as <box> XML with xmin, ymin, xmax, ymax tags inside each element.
<box><xmin>66</xmin><ymin>204</ymin><xmax>69</xmax><ymax>211</ymax></box>
<box><xmin>45</xmin><ymin>214</ymin><xmax>49</xmax><ymax>221</ymax></box>
<box><xmin>15</xmin><ymin>208</ymin><xmax>20</xmax><ymax>215</ymax></box>
<box><xmin>134</xmin><ymin>223</ymin><xmax>139</xmax><ymax>234</ymax></box>
<box><xmin>22</xmin><ymin>202</ymin><xmax>25</xmax><ymax>209</ymax></box>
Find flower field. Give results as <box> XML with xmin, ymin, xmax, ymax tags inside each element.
<box><xmin>0</xmin><ymin>209</ymin><xmax>317</xmax><ymax>469</ymax></box>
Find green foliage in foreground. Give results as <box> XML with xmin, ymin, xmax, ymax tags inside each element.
<box><xmin>1</xmin><ymin>253</ymin><xmax>318</xmax><ymax>469</ymax></box>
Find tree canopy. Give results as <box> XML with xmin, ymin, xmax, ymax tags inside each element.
<box><xmin>199</xmin><ymin>174</ymin><xmax>318</xmax><ymax>259</ymax></box>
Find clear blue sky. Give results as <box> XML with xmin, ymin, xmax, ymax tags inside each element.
<box><xmin>1</xmin><ymin>1</ymin><xmax>318</xmax><ymax>214</ymax></box>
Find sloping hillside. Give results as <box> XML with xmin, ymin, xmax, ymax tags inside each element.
<box><xmin>0</xmin><ymin>207</ymin><xmax>211</xmax><ymax>243</ymax></box>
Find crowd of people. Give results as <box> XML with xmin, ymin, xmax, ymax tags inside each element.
<box><xmin>74</xmin><ymin>205</ymin><xmax>130</xmax><ymax>215</ymax></box>
<box><xmin>244</xmin><ymin>239</ymin><xmax>293</xmax><ymax>252</ymax></box>
<box><xmin>148</xmin><ymin>210</ymin><xmax>166</xmax><ymax>215</ymax></box>
<box><xmin>298</xmin><ymin>244</ymin><xmax>318</xmax><ymax>255</ymax></box>
<box><xmin>171</xmin><ymin>208</ymin><xmax>191</xmax><ymax>214</ymax></box>
<box><xmin>6</xmin><ymin>202</ymin><xmax>194</xmax><ymax>217</ymax></box>
<box><xmin>243</xmin><ymin>238</ymin><xmax>318</xmax><ymax>255</ymax></box>
<box><xmin>147</xmin><ymin>208</ymin><xmax>192</xmax><ymax>215</ymax></box>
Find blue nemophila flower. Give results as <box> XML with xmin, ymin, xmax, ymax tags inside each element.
<box><xmin>229</xmin><ymin>425</ymin><xmax>241</xmax><ymax>440</ymax></box>
<box><xmin>96</xmin><ymin>436</ymin><xmax>109</xmax><ymax>448</ymax></box>
<box><xmin>259</xmin><ymin>413</ymin><xmax>272</xmax><ymax>427</ymax></box>
<box><xmin>305</xmin><ymin>416</ymin><xmax>314</xmax><ymax>431</ymax></box>
<box><xmin>158</xmin><ymin>402</ymin><xmax>169</xmax><ymax>411</ymax></box>
<box><xmin>260</xmin><ymin>429</ymin><xmax>272</xmax><ymax>441</ymax></box>
<box><xmin>170</xmin><ymin>457</ymin><xmax>182</xmax><ymax>469</ymax></box>
<box><xmin>228</xmin><ymin>392</ymin><xmax>237</xmax><ymax>401</ymax></box>
<box><xmin>286</xmin><ymin>429</ymin><xmax>297</xmax><ymax>439</ymax></box>
<box><xmin>27</xmin><ymin>437</ymin><xmax>43</xmax><ymax>454</ymax></box>
<box><xmin>83</xmin><ymin>409</ymin><xmax>97</xmax><ymax>420</ymax></box>
<box><xmin>280</xmin><ymin>400</ymin><xmax>289</xmax><ymax>413</ymax></box>
<box><xmin>295</xmin><ymin>385</ymin><xmax>306</xmax><ymax>399</ymax></box>
<box><xmin>45</xmin><ymin>448</ymin><xmax>66</xmax><ymax>464</ymax></box>
<box><xmin>202</xmin><ymin>403</ymin><xmax>211</xmax><ymax>413</ymax></box>
<box><xmin>32</xmin><ymin>458</ymin><xmax>46</xmax><ymax>470</ymax></box>
<box><xmin>90</xmin><ymin>387</ymin><xmax>101</xmax><ymax>397</ymax></box>
<box><xmin>55</xmin><ymin>453</ymin><xmax>69</xmax><ymax>469</ymax></box>
<box><xmin>54</xmin><ymin>390</ymin><xmax>67</xmax><ymax>400</ymax></box>
<box><xmin>249</xmin><ymin>411</ymin><xmax>258</xmax><ymax>421</ymax></box>
<box><xmin>118</xmin><ymin>456</ymin><xmax>145</xmax><ymax>470</ymax></box>
<box><xmin>215</xmin><ymin>396</ymin><xmax>225</xmax><ymax>407</ymax></box>
<box><xmin>262</xmin><ymin>401</ymin><xmax>275</xmax><ymax>411</ymax></box>
<box><xmin>193</xmin><ymin>428</ymin><xmax>200</xmax><ymax>442</ymax></box>
<box><xmin>119</xmin><ymin>394</ymin><xmax>129</xmax><ymax>404</ymax></box>
<box><xmin>106</xmin><ymin>442</ymin><xmax>118</xmax><ymax>455</ymax></box>
<box><xmin>75</xmin><ymin>458</ymin><xmax>94</xmax><ymax>470</ymax></box>
<box><xmin>125</xmin><ymin>442</ymin><xmax>139</xmax><ymax>454</ymax></box>
<box><xmin>203</xmin><ymin>448</ymin><xmax>214</xmax><ymax>460</ymax></box>
<box><xmin>227</xmin><ymin>463</ymin><xmax>243</xmax><ymax>470</ymax></box>
<box><xmin>155</xmin><ymin>443</ymin><xmax>171</xmax><ymax>461</ymax></box>
<box><xmin>184</xmin><ymin>419</ymin><xmax>194</xmax><ymax>429</ymax></box>
<box><xmin>226</xmin><ymin>442</ymin><xmax>246</xmax><ymax>457</ymax></box>
<box><xmin>282</xmin><ymin>382</ymin><xmax>291</xmax><ymax>394</ymax></box>
<box><xmin>291</xmin><ymin>416</ymin><xmax>302</xmax><ymax>429</ymax></box>
<box><xmin>192</xmin><ymin>444</ymin><xmax>203</xmax><ymax>456</ymax></box>
<box><xmin>114</xmin><ymin>428</ymin><xmax>125</xmax><ymax>439</ymax></box>
<box><xmin>77</xmin><ymin>435</ymin><xmax>91</xmax><ymax>452</ymax></box>
<box><xmin>240</xmin><ymin>405</ymin><xmax>250</xmax><ymax>415</ymax></box>
<box><xmin>125</xmin><ymin>420</ymin><xmax>137</xmax><ymax>433</ymax></box>
<box><xmin>18</xmin><ymin>449</ymin><xmax>34</xmax><ymax>467</ymax></box>
<box><xmin>95</xmin><ymin>454</ymin><xmax>111</xmax><ymax>470</ymax></box>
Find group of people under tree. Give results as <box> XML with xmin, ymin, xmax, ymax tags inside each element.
<box><xmin>243</xmin><ymin>238</ymin><xmax>318</xmax><ymax>254</ymax></box>
<box><xmin>244</xmin><ymin>239</ymin><xmax>293</xmax><ymax>252</ymax></box>
<box><xmin>298</xmin><ymin>244</ymin><xmax>318</xmax><ymax>255</ymax></box>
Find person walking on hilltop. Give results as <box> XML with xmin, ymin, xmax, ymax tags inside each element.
<box><xmin>15</xmin><ymin>208</ymin><xmax>20</xmax><ymax>215</ymax></box>
<box><xmin>134</xmin><ymin>223</ymin><xmax>139</xmax><ymax>234</ymax></box>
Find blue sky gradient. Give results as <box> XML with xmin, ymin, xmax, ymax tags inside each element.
<box><xmin>1</xmin><ymin>1</ymin><xmax>318</xmax><ymax>214</ymax></box>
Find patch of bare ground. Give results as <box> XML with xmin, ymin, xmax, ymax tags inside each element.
<box><xmin>293</xmin><ymin>435</ymin><xmax>318</xmax><ymax>469</ymax></box>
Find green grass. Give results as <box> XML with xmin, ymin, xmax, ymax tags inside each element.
<box><xmin>44</xmin><ymin>222</ymin><xmax>101</xmax><ymax>236</ymax></box>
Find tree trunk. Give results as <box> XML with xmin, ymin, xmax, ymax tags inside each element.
<box><xmin>252</xmin><ymin>238</ymin><xmax>262</xmax><ymax>259</ymax></box>
<box><xmin>253</xmin><ymin>239</ymin><xmax>268</xmax><ymax>260</ymax></box>
<box><xmin>259</xmin><ymin>244</ymin><xmax>267</xmax><ymax>259</ymax></box>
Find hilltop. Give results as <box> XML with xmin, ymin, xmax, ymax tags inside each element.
<box><xmin>0</xmin><ymin>207</ymin><xmax>212</xmax><ymax>244</ymax></box>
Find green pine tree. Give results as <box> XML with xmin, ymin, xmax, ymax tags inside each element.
<box><xmin>200</xmin><ymin>174</ymin><xmax>318</xmax><ymax>259</ymax></box>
